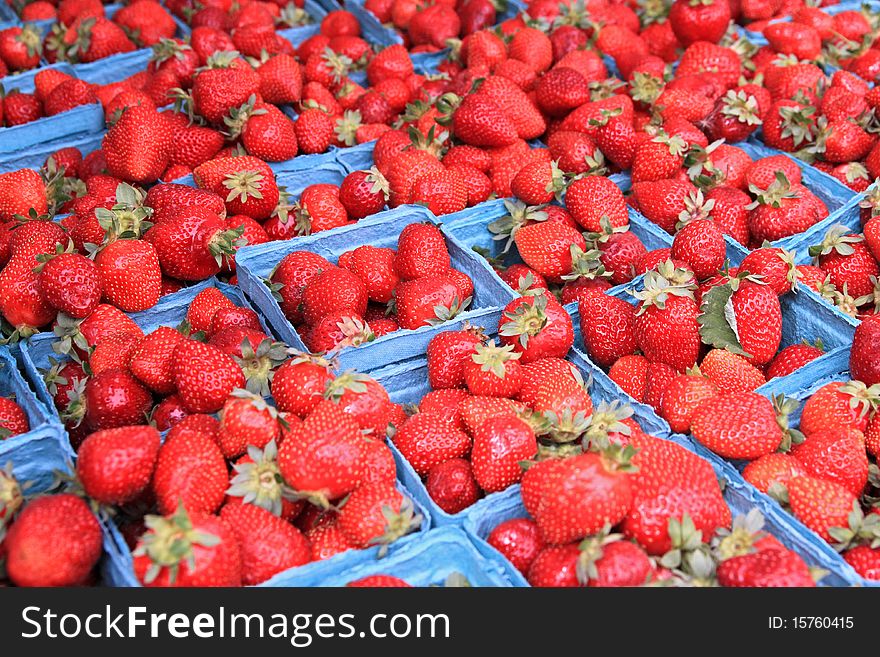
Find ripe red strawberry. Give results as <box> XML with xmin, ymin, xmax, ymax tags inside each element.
<box><xmin>338</xmin><ymin>168</ymin><xmax>389</xmax><ymax>220</ymax></box>
<box><xmin>0</xmin><ymin>398</ymin><xmax>29</xmax><ymax>439</ymax></box>
<box><xmin>35</xmin><ymin>250</ymin><xmax>102</xmax><ymax>319</ymax></box>
<box><xmin>799</xmin><ymin>381</ymin><xmax>876</xmax><ymax>438</ymax></box>
<box><xmin>671</xmin><ymin>220</ymin><xmax>725</xmax><ymax>281</ymax></box>
<box><xmin>4</xmin><ymin>494</ymin><xmax>102</xmax><ymax>587</ymax></box>
<box><xmin>76</xmin><ymin>425</ymin><xmax>161</xmax><ymax>505</ymax></box>
<box><xmin>220</xmin><ymin>503</ymin><xmax>310</xmax><ymax>585</ymax></box>
<box><xmin>271</xmin><ymin>355</ymin><xmax>334</xmax><ymax>418</ymax></box>
<box><xmin>660</xmin><ymin>374</ymin><xmax>718</xmax><ymax>434</ymax></box>
<box><xmin>103</xmin><ymin>105</ymin><xmax>172</xmax><ymax>184</ymax></box>
<box><xmin>64</xmin><ymin>16</ymin><xmax>136</xmax><ymax>62</ymax></box>
<box><xmin>809</xmin><ymin>226</ymin><xmax>879</xmax><ymax>301</ymax></box>
<box><xmin>852</xmin><ymin>317</ymin><xmax>880</xmax><ymax>386</ymax></box>
<box><xmin>301</xmin><ymin>266</ymin><xmax>368</xmax><ymax>326</ymax></box>
<box><xmin>514</xmin><ymin>221</ymin><xmax>587</xmax><ymax>283</ymax></box>
<box><xmin>527</xmin><ymin>543</ymin><xmax>581</xmax><ymax>587</ymax></box>
<box><xmin>787</xmin><ymin>475</ymin><xmax>857</xmax><ymax>544</ymax></box>
<box><xmin>791</xmin><ymin>428</ymin><xmax>868</xmax><ymax>497</ymax></box>
<box><xmin>700</xmin><ymin>348</ymin><xmax>766</xmax><ymax>394</ymax></box>
<box><xmin>844</xmin><ymin>546</ymin><xmax>880</xmax><ymax>581</ymax></box>
<box><xmin>609</xmin><ymin>355</ymin><xmax>649</xmax><ymax>402</ymax></box>
<box><xmin>338</xmin><ymin>482</ymin><xmax>420</xmax><ymax>549</ymax></box>
<box><xmin>742</xmin><ymin>452</ymin><xmax>805</xmax><ymax>495</ymax></box>
<box><xmin>93</xmin><ymin>239</ymin><xmax>162</xmax><ymax>312</ymax></box>
<box><xmin>270</xmin><ymin>251</ymin><xmax>332</xmax><ymax>324</ymax></box>
<box><xmin>277</xmin><ymin>400</ymin><xmax>365</xmax><ymax>504</ymax></box>
<box><xmin>425</xmin><ymin>458</ymin><xmax>480</xmax><ymax>515</ymax></box>
<box><xmin>394</xmin><ymin>222</ymin><xmax>450</xmax><ymax>280</ymax></box>
<box><xmin>293</xmin><ymin>107</ymin><xmax>336</xmax><ymax>154</ymax></box>
<box><xmin>410</xmin><ymin>170</ymin><xmax>468</xmax><ymax>216</ymax></box>
<box><xmin>191</xmin><ymin>57</ymin><xmax>259</xmax><ymax>126</ymax></box>
<box><xmin>633</xmin><ymin>271</ymin><xmax>701</xmax><ymax>372</ymax></box>
<box><xmin>717</xmin><ymin>548</ymin><xmax>815</xmax><ymax>587</ymax></box>
<box><xmin>487</xmin><ymin>518</ymin><xmax>545</xmax><ymax>576</ymax></box>
<box><xmin>426</xmin><ymin>327</ymin><xmax>484</xmax><ymax>389</ymax></box>
<box><xmin>566</xmin><ymin>176</ymin><xmax>628</xmax><ymax>233</ymax></box>
<box><xmin>193</xmin><ymin>156</ymin><xmax>279</xmax><ymax>220</ymax></box>
<box><xmin>463</xmin><ymin>342</ymin><xmax>523</xmax><ymax>398</ymax></box>
<box><xmin>470</xmin><ymin>416</ymin><xmax>536</xmax><ymax>493</ymax></box>
<box><xmin>394</xmin><ymin>274</ymin><xmax>470</xmax><ymax>330</ymax></box>
<box><xmin>522</xmin><ymin>450</ymin><xmax>634</xmax><ymax>545</ymax></box>
<box><xmin>631</xmin><ymin>133</ymin><xmax>687</xmax><ymax>183</ymax></box>
<box><xmin>0</xmin><ymin>169</ymin><xmax>47</xmax><ymax>223</ymax></box>
<box><xmin>0</xmin><ymin>25</ymin><xmax>42</xmax><ymax>71</ymax></box>
<box><xmin>216</xmin><ymin>392</ymin><xmax>281</xmax><ymax>460</ymax></box>
<box><xmin>498</xmin><ymin>292</ymin><xmax>573</xmax><ymax>364</ymax></box>
<box><xmin>74</xmin><ymin>369</ymin><xmax>151</xmax><ymax>432</ymax></box>
<box><xmin>257</xmin><ymin>53</ymin><xmax>302</xmax><ymax>105</ymax></box>
<box><xmin>766</xmin><ymin>342</ymin><xmax>823</xmax><ymax>379</ymax></box>
<box><xmin>393</xmin><ymin>411</ymin><xmax>471</xmax><ymax>476</ymax></box>
<box><xmin>622</xmin><ymin>432</ymin><xmax>731</xmax><ymax>554</ymax></box>
<box><xmin>172</xmin><ymin>339</ymin><xmax>245</xmax><ymax>413</ymax></box>
<box><xmin>451</xmin><ymin>93</ymin><xmax>518</xmax><ymax>148</ymax></box>
<box><xmin>690</xmin><ymin>392</ymin><xmax>783</xmax><ymax>460</ymax></box>
<box><xmin>133</xmin><ymin>506</ymin><xmax>241</xmax><ymax>587</ymax></box>
<box><xmin>152</xmin><ymin>419</ymin><xmax>228</xmax><ymax>515</ymax></box>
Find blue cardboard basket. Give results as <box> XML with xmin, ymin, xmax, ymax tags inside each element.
<box><xmin>265</xmin><ymin>526</ymin><xmax>519</xmax><ymax>586</ymax></box>
<box><xmin>234</xmin><ymin>204</ymin><xmax>518</xmax><ymax>372</ymax></box>
<box><xmin>0</xmin><ymin>129</ymin><xmax>104</xmax><ymax>174</ymax></box>
<box><xmin>101</xmin><ymin>479</ymin><xmax>432</xmax><ymax>587</ymax></box>
<box><xmin>19</xmin><ymin>279</ymin><xmax>268</xmax><ymax>421</ymax></box>
<box><xmin>682</xmin><ymin>346</ymin><xmax>873</xmax><ymax>586</ymax></box>
<box><xmin>567</xmin><ymin>274</ymin><xmax>856</xmax><ymax>435</ymax></box>
<box><xmin>0</xmin><ymin>346</ymin><xmax>73</xmax><ymax>493</ymax></box>
<box><xmin>0</xmin><ymin>62</ymin><xmax>104</xmax><ymax>155</ymax></box>
<box><xmin>368</xmin><ymin>340</ymin><xmax>670</xmax><ymax>529</ymax></box>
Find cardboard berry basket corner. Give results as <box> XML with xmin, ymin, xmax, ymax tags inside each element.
<box><xmin>0</xmin><ymin>346</ymin><xmax>73</xmax><ymax>493</ymax></box>
<box><xmin>19</xmin><ymin>278</ymin><xmax>267</xmax><ymax>421</ymax></box>
<box><xmin>567</xmin><ymin>276</ymin><xmax>856</xmax><ymax>436</ymax></box>
<box><xmin>101</xmin><ymin>480</ymin><xmax>433</xmax><ymax>587</ymax></box>
<box><xmin>334</xmin><ymin>140</ymin><xmax>380</xmax><ymax>174</ymax></box>
<box><xmin>681</xmin><ymin>346</ymin><xmax>873</xmax><ymax>586</ymax></box>
<box><xmin>234</xmin><ymin>204</ymin><xmax>518</xmax><ymax>373</ymax></box>
<box><xmin>463</xmin><ymin>439</ymin><xmax>862</xmax><ymax>587</ymax></box>
<box><xmin>0</xmin><ymin>62</ymin><xmax>105</xmax><ymax>155</ymax></box>
<box><xmin>365</xmin><ymin>342</ymin><xmax>668</xmax><ymax>529</ymax></box>
<box><xmin>260</xmin><ymin>526</ymin><xmax>519</xmax><ymax>587</ymax></box>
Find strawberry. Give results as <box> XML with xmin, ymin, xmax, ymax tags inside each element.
<box><xmin>791</xmin><ymin>427</ymin><xmax>868</xmax><ymax>498</ymax></box>
<box><xmin>799</xmin><ymin>381</ymin><xmax>877</xmax><ymax>438</ymax></box>
<box><xmin>425</xmin><ymin>327</ymin><xmax>484</xmax><ymax>389</ymax></box>
<box><xmin>277</xmin><ymin>400</ymin><xmax>365</xmax><ymax>504</ymax></box>
<box><xmin>152</xmin><ymin>419</ymin><xmax>228</xmax><ymax>515</ymax></box>
<box><xmin>844</xmin><ymin>546</ymin><xmax>880</xmax><ymax>581</ymax></box>
<box><xmin>527</xmin><ymin>543</ymin><xmax>581</xmax><ymax>587</ymax></box>
<box><xmin>69</xmin><ymin>369</ymin><xmax>150</xmax><ymax>432</ymax></box>
<box><xmin>470</xmin><ymin>416</ymin><xmax>536</xmax><ymax>493</ymax></box>
<box><xmin>216</xmin><ymin>391</ymin><xmax>281</xmax><ymax>460</ymax></box>
<box><xmin>426</xmin><ymin>458</ymin><xmax>480</xmax><ymax>515</ymax></box>
<box><xmin>742</xmin><ymin>452</ymin><xmax>805</xmax><ymax>495</ymax></box>
<box><xmin>307</xmin><ymin>521</ymin><xmax>354</xmax><ymax>561</ymax></box>
<box><xmin>766</xmin><ymin>342</ymin><xmax>823</xmax><ymax>379</ymax></box>
<box><xmin>393</xmin><ymin>222</ymin><xmax>450</xmax><ymax>280</ymax></box>
<box><xmin>92</xmin><ymin>239</ymin><xmax>162</xmax><ymax>312</ymax></box>
<box><xmin>271</xmin><ymin>355</ymin><xmax>334</xmax><ymax>418</ymax></box>
<box><xmin>64</xmin><ymin>16</ymin><xmax>136</xmax><ymax>62</ymax></box>
<box><xmin>0</xmin><ymin>169</ymin><xmax>48</xmax><ymax>222</ymax></box>
<box><xmin>410</xmin><ymin>169</ymin><xmax>468</xmax><ymax>216</ymax></box>
<box><xmin>35</xmin><ymin>250</ymin><xmax>102</xmax><ymax>319</ymax></box>
<box><xmin>787</xmin><ymin>475</ymin><xmax>858</xmax><ymax>544</ymax></box>
<box><xmin>301</xmin><ymin>266</ymin><xmax>368</xmax><ymax>326</ymax></box>
<box><xmin>521</xmin><ymin>449</ymin><xmax>634</xmax><ymax>545</ymax></box>
<box><xmin>0</xmin><ymin>254</ymin><xmax>57</xmax><ymax>339</ymax></box>
<box><xmin>717</xmin><ymin>548</ymin><xmax>815</xmax><ymax>587</ymax></box>
<box><xmin>220</xmin><ymin>503</ymin><xmax>310</xmax><ymax>585</ymax></box>
<box><xmin>190</xmin><ymin>55</ymin><xmax>260</xmax><ymax>126</ymax></box>
<box><xmin>691</xmin><ymin>392</ymin><xmax>783</xmax><ymax>460</ymax></box>
<box><xmin>514</xmin><ymin>221</ymin><xmax>587</xmax><ymax>283</ymax></box>
<box><xmin>498</xmin><ymin>292</ymin><xmax>573</xmax><ymax>364</ymax></box>
<box><xmin>451</xmin><ymin>93</ymin><xmax>518</xmax><ymax>148</ymax></box>
<box><xmin>338</xmin><ymin>168</ymin><xmax>389</xmax><ymax>220</ymax></box>
<box><xmin>700</xmin><ymin>348</ymin><xmax>766</xmax><ymax>394</ymax></box>
<box><xmin>609</xmin><ymin>355</ymin><xmax>649</xmax><ymax>402</ymax></box>
<box><xmin>133</xmin><ymin>506</ymin><xmax>241</xmax><ymax>587</ymax></box>
<box><xmin>76</xmin><ymin>425</ymin><xmax>161</xmax><ymax>505</ymax></box>
<box><xmin>487</xmin><ymin>518</ymin><xmax>545</xmax><ymax>576</ymax></box>
<box><xmin>0</xmin><ymin>25</ymin><xmax>42</xmax><ymax>71</ymax></box>
<box><xmin>809</xmin><ymin>226</ymin><xmax>879</xmax><ymax>301</ymax></box>
<box><xmin>192</xmin><ymin>156</ymin><xmax>279</xmax><ymax>220</ymax></box>
<box><xmin>393</xmin><ymin>411</ymin><xmax>471</xmax><ymax>476</ymax></box>
<box><xmin>270</xmin><ymin>251</ymin><xmax>331</xmax><ymax>325</ymax></box>
<box><xmin>103</xmin><ymin>105</ymin><xmax>172</xmax><ymax>184</ymax></box>
<box><xmin>394</xmin><ymin>274</ymin><xmax>470</xmax><ymax>330</ymax></box>
<box><xmin>566</xmin><ymin>176</ymin><xmax>629</xmax><ymax>233</ymax></box>
<box><xmin>622</xmin><ymin>432</ymin><xmax>731</xmax><ymax>554</ymax></box>
<box><xmin>631</xmin><ymin>132</ymin><xmax>687</xmax><ymax>183</ymax></box>
<box><xmin>0</xmin><ymin>398</ymin><xmax>29</xmax><ymax>439</ymax></box>
<box><xmin>172</xmin><ymin>339</ymin><xmax>246</xmax><ymax>413</ymax></box>
<box><xmin>633</xmin><ymin>271</ymin><xmax>701</xmax><ymax>372</ymax></box>
<box><xmin>463</xmin><ymin>342</ymin><xmax>523</xmax><ymax>398</ymax></box>
<box><xmin>3</xmin><ymin>92</ymin><xmax>41</xmax><ymax>126</ymax></box>
<box><xmin>337</xmin><ymin>482</ymin><xmax>420</xmax><ymax>549</ymax></box>
<box><xmin>852</xmin><ymin>317</ymin><xmax>880</xmax><ymax>386</ymax></box>
<box><xmin>4</xmin><ymin>494</ymin><xmax>102</xmax><ymax>586</ymax></box>
<box><xmin>660</xmin><ymin>374</ymin><xmax>718</xmax><ymax>434</ymax></box>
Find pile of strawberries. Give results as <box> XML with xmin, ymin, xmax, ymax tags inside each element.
<box><xmin>270</xmin><ymin>222</ymin><xmax>476</xmax><ymax>352</ymax></box>
<box><xmin>3</xmin><ymin>0</ymin><xmax>880</xmax><ymax>588</ymax></box>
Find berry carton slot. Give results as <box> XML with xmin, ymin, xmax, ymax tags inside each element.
<box><xmin>19</xmin><ymin>278</ymin><xmax>269</xmax><ymax>423</ymax></box>
<box><xmin>367</xmin><ymin>337</ymin><xmax>668</xmax><ymax>529</ymax></box>
<box><xmin>0</xmin><ymin>129</ymin><xmax>103</xmax><ymax>174</ymax></box>
<box><xmin>461</xmin><ymin>454</ymin><xmax>860</xmax><ymax>587</ymax></box>
<box><xmin>678</xmin><ymin>346</ymin><xmax>878</xmax><ymax>586</ymax></box>
<box><xmin>571</xmin><ymin>256</ymin><xmax>856</xmax><ymax>437</ymax></box>
<box><xmin>100</xmin><ymin>477</ymin><xmax>432</xmax><ymax>587</ymax></box>
<box><xmin>0</xmin><ymin>346</ymin><xmax>72</xmax><ymax>493</ymax></box>
<box><xmin>0</xmin><ymin>61</ymin><xmax>104</xmax><ymax>155</ymax></box>
<box><xmin>257</xmin><ymin>526</ymin><xmax>517</xmax><ymax>587</ymax></box>
<box><xmin>234</xmin><ymin>204</ymin><xmax>517</xmax><ymax>372</ymax></box>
